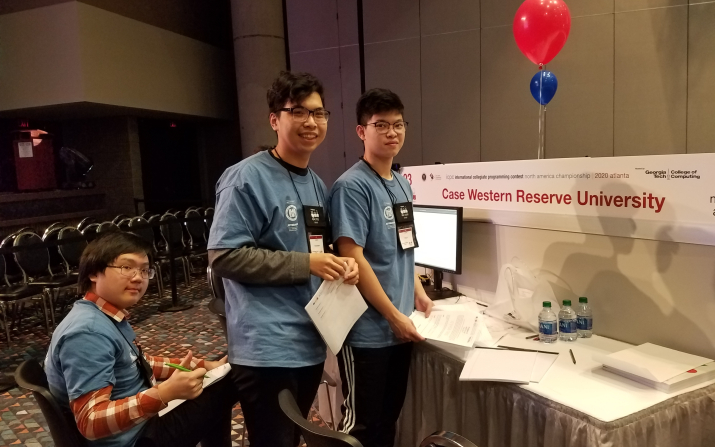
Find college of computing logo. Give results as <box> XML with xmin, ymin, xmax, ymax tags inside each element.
<box><xmin>383</xmin><ymin>206</ymin><xmax>394</xmax><ymax>220</ymax></box>
<box><xmin>285</xmin><ymin>205</ymin><xmax>298</xmax><ymax>221</ymax></box>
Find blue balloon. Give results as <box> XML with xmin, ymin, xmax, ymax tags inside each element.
<box><xmin>530</xmin><ymin>70</ymin><xmax>558</xmax><ymax>105</ymax></box>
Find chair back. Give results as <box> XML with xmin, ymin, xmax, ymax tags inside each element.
<box><xmin>0</xmin><ymin>233</ymin><xmax>23</xmax><ymax>285</ymax></box>
<box><xmin>76</xmin><ymin>217</ymin><xmax>97</xmax><ymax>233</ymax></box>
<box><xmin>117</xmin><ymin>218</ymin><xmax>131</xmax><ymax>231</ymax></box>
<box><xmin>140</xmin><ymin>211</ymin><xmax>155</xmax><ymax>220</ymax></box>
<box><xmin>159</xmin><ymin>214</ymin><xmax>184</xmax><ymax>251</ymax></box>
<box><xmin>97</xmin><ymin>222</ymin><xmax>119</xmax><ymax>234</ymax></box>
<box><xmin>185</xmin><ymin>210</ymin><xmax>206</xmax><ymax>247</ymax></box>
<box><xmin>419</xmin><ymin>431</ymin><xmax>479</xmax><ymax>447</ymax></box>
<box><xmin>15</xmin><ymin>359</ymin><xmax>87</xmax><ymax>447</ymax></box>
<box><xmin>42</xmin><ymin>226</ymin><xmax>67</xmax><ymax>275</ymax></box>
<box><xmin>278</xmin><ymin>389</ymin><xmax>363</xmax><ymax>447</ymax></box>
<box><xmin>128</xmin><ymin>217</ymin><xmax>155</xmax><ymax>248</ymax></box>
<box><xmin>58</xmin><ymin>228</ymin><xmax>87</xmax><ymax>271</ymax></box>
<box><xmin>44</xmin><ymin>222</ymin><xmax>66</xmax><ymax>235</ymax></box>
<box><xmin>147</xmin><ymin>215</ymin><xmax>165</xmax><ymax>251</ymax></box>
<box><xmin>111</xmin><ymin>214</ymin><xmax>129</xmax><ymax>225</ymax></box>
<box><xmin>14</xmin><ymin>232</ymin><xmax>51</xmax><ymax>279</ymax></box>
<box><xmin>80</xmin><ymin>223</ymin><xmax>100</xmax><ymax>242</ymax></box>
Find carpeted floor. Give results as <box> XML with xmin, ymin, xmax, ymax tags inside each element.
<box><xmin>0</xmin><ymin>274</ymin><xmax>327</xmax><ymax>446</ymax></box>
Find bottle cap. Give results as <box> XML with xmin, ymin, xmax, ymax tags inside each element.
<box><xmin>563</xmin><ymin>299</ymin><xmax>571</xmax><ymax>306</ymax></box>
<box><xmin>579</xmin><ymin>297</ymin><xmax>588</xmax><ymax>303</ymax></box>
<box><xmin>543</xmin><ymin>301</ymin><xmax>551</xmax><ymax>308</ymax></box>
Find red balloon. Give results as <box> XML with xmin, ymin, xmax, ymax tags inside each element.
<box><xmin>513</xmin><ymin>0</ymin><xmax>571</xmax><ymax>66</ymax></box>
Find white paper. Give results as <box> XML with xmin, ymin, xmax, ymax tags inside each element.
<box><xmin>597</xmin><ymin>343</ymin><xmax>713</xmax><ymax>383</ymax></box>
<box><xmin>159</xmin><ymin>363</ymin><xmax>232</xmax><ymax>416</ymax></box>
<box><xmin>305</xmin><ymin>265</ymin><xmax>367</xmax><ymax>355</ymax></box>
<box><xmin>530</xmin><ymin>352</ymin><xmax>558</xmax><ymax>383</ymax></box>
<box><xmin>459</xmin><ymin>348</ymin><xmax>538</xmax><ymax>383</ymax></box>
<box><xmin>410</xmin><ymin>309</ymin><xmax>481</xmax><ymax>348</ymax></box>
<box><xmin>18</xmin><ymin>142</ymin><xmax>33</xmax><ymax>158</ymax></box>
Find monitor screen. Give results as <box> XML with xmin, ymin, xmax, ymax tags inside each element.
<box><xmin>413</xmin><ymin>205</ymin><xmax>462</xmax><ymax>274</ymax></box>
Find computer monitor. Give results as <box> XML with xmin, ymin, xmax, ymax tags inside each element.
<box><xmin>413</xmin><ymin>205</ymin><xmax>463</xmax><ymax>300</ymax></box>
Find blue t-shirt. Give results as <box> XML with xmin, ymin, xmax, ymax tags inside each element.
<box><xmin>207</xmin><ymin>150</ymin><xmax>328</xmax><ymax>367</ymax></box>
<box><xmin>44</xmin><ymin>300</ymin><xmax>148</xmax><ymax>447</ymax></box>
<box><xmin>329</xmin><ymin>160</ymin><xmax>415</xmax><ymax>348</ymax></box>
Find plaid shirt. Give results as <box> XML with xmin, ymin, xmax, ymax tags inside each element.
<box><xmin>70</xmin><ymin>293</ymin><xmax>206</xmax><ymax>441</ymax></box>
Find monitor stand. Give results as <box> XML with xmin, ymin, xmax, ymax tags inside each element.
<box><xmin>424</xmin><ymin>270</ymin><xmax>461</xmax><ymax>301</ymax></box>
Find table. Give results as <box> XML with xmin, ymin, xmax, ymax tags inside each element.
<box><xmin>396</xmin><ymin>339</ymin><xmax>715</xmax><ymax>447</ymax></box>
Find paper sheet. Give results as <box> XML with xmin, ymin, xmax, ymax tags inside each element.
<box><xmin>597</xmin><ymin>343</ymin><xmax>713</xmax><ymax>383</ymax></box>
<box><xmin>159</xmin><ymin>363</ymin><xmax>232</xmax><ymax>416</ymax></box>
<box><xmin>410</xmin><ymin>309</ymin><xmax>482</xmax><ymax>348</ymax></box>
<box><xmin>530</xmin><ymin>352</ymin><xmax>559</xmax><ymax>383</ymax></box>
<box><xmin>459</xmin><ymin>348</ymin><xmax>538</xmax><ymax>383</ymax></box>
<box><xmin>305</xmin><ymin>267</ymin><xmax>367</xmax><ymax>355</ymax></box>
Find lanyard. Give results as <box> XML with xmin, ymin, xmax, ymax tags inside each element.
<box><xmin>360</xmin><ymin>157</ymin><xmax>409</xmax><ymax>204</ymax></box>
<box><xmin>100</xmin><ymin>311</ymin><xmax>155</xmax><ymax>388</ymax></box>
<box><xmin>273</xmin><ymin>148</ymin><xmax>324</xmax><ymax>207</ymax></box>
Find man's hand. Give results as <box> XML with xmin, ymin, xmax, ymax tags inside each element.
<box><xmin>309</xmin><ymin>253</ymin><xmax>347</xmax><ymax>280</ymax></box>
<box><xmin>387</xmin><ymin>312</ymin><xmax>425</xmax><ymax>343</ymax></box>
<box><xmin>204</xmin><ymin>355</ymin><xmax>227</xmax><ymax>371</ymax></box>
<box><xmin>415</xmin><ymin>292</ymin><xmax>434</xmax><ymax>318</ymax></box>
<box><xmin>340</xmin><ymin>257</ymin><xmax>359</xmax><ymax>285</ymax></box>
<box><xmin>157</xmin><ymin>351</ymin><xmax>206</xmax><ymax>402</ymax></box>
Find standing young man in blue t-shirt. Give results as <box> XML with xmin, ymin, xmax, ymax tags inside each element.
<box><xmin>329</xmin><ymin>88</ymin><xmax>434</xmax><ymax>447</ymax></box>
<box><xmin>207</xmin><ymin>71</ymin><xmax>359</xmax><ymax>447</ymax></box>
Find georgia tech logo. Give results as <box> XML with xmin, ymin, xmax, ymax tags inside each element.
<box><xmin>383</xmin><ymin>206</ymin><xmax>394</xmax><ymax>220</ymax></box>
<box><xmin>285</xmin><ymin>205</ymin><xmax>298</xmax><ymax>221</ymax></box>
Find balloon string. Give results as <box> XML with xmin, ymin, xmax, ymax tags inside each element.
<box><xmin>537</xmin><ymin>68</ymin><xmax>545</xmax><ymax>159</ymax></box>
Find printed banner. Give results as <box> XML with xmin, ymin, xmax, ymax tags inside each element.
<box><xmin>402</xmin><ymin>153</ymin><xmax>715</xmax><ymax>246</ymax></box>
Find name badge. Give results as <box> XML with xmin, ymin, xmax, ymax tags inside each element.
<box><xmin>398</xmin><ymin>227</ymin><xmax>415</xmax><ymax>249</ymax></box>
<box><xmin>309</xmin><ymin>234</ymin><xmax>324</xmax><ymax>253</ymax></box>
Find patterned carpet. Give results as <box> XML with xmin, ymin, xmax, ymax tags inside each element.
<box><xmin>0</xmin><ymin>274</ymin><xmax>327</xmax><ymax>446</ymax></box>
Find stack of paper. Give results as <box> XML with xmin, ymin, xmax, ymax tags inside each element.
<box><xmin>159</xmin><ymin>363</ymin><xmax>232</xmax><ymax>416</ymax></box>
<box><xmin>459</xmin><ymin>348</ymin><xmax>558</xmax><ymax>383</ymax></box>
<box><xmin>305</xmin><ymin>267</ymin><xmax>368</xmax><ymax>355</ymax></box>
<box><xmin>597</xmin><ymin>343</ymin><xmax>715</xmax><ymax>393</ymax></box>
<box><xmin>410</xmin><ymin>308</ymin><xmax>486</xmax><ymax>348</ymax></box>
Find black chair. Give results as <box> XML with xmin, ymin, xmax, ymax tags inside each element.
<box><xmin>43</xmin><ymin>222</ymin><xmax>66</xmax><ymax>235</ymax></box>
<box><xmin>184</xmin><ymin>210</ymin><xmax>208</xmax><ymax>273</ymax></box>
<box><xmin>80</xmin><ymin>223</ymin><xmax>100</xmax><ymax>242</ymax></box>
<box><xmin>76</xmin><ymin>217</ymin><xmax>97</xmax><ymax>233</ymax></box>
<box><xmin>0</xmin><ymin>255</ymin><xmax>46</xmax><ymax>343</ymax></box>
<box><xmin>97</xmin><ymin>221</ymin><xmax>119</xmax><ymax>234</ymax></box>
<box><xmin>57</xmin><ymin>228</ymin><xmax>87</xmax><ymax>275</ymax></box>
<box><xmin>14</xmin><ymin>232</ymin><xmax>76</xmax><ymax>330</ymax></box>
<box><xmin>15</xmin><ymin>359</ymin><xmax>87</xmax><ymax>447</ymax></box>
<box><xmin>128</xmin><ymin>217</ymin><xmax>165</xmax><ymax>299</ymax></box>
<box><xmin>141</xmin><ymin>211</ymin><xmax>155</xmax><ymax>220</ymax></box>
<box><xmin>1</xmin><ymin>233</ymin><xmax>25</xmax><ymax>286</ymax></box>
<box><xmin>207</xmin><ymin>265</ymin><xmax>227</xmax><ymax>338</ymax></box>
<box><xmin>278</xmin><ymin>389</ymin><xmax>363</xmax><ymax>447</ymax></box>
<box><xmin>42</xmin><ymin>226</ymin><xmax>68</xmax><ymax>276</ymax></box>
<box><xmin>158</xmin><ymin>214</ymin><xmax>191</xmax><ymax>287</ymax></box>
<box><xmin>419</xmin><ymin>431</ymin><xmax>479</xmax><ymax>447</ymax></box>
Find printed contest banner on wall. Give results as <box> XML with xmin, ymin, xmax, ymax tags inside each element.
<box><xmin>401</xmin><ymin>153</ymin><xmax>715</xmax><ymax>246</ymax></box>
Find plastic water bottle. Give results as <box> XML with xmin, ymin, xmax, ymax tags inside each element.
<box><xmin>576</xmin><ymin>296</ymin><xmax>593</xmax><ymax>338</ymax></box>
<box><xmin>558</xmin><ymin>300</ymin><xmax>577</xmax><ymax>342</ymax></box>
<box><xmin>538</xmin><ymin>301</ymin><xmax>558</xmax><ymax>344</ymax></box>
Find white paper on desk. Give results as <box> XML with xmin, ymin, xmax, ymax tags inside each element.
<box><xmin>460</xmin><ymin>348</ymin><xmax>537</xmax><ymax>383</ymax></box>
<box><xmin>305</xmin><ymin>267</ymin><xmax>367</xmax><ymax>356</ymax></box>
<box><xmin>159</xmin><ymin>363</ymin><xmax>232</xmax><ymax>416</ymax></box>
<box><xmin>410</xmin><ymin>309</ymin><xmax>481</xmax><ymax>348</ymax></box>
<box><xmin>596</xmin><ymin>343</ymin><xmax>713</xmax><ymax>383</ymax></box>
<box><xmin>530</xmin><ymin>352</ymin><xmax>558</xmax><ymax>383</ymax></box>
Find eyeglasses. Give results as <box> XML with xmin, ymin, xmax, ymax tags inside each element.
<box><xmin>107</xmin><ymin>265</ymin><xmax>156</xmax><ymax>280</ymax></box>
<box><xmin>279</xmin><ymin>107</ymin><xmax>331</xmax><ymax>124</ymax></box>
<box><xmin>365</xmin><ymin>121</ymin><xmax>408</xmax><ymax>134</ymax></box>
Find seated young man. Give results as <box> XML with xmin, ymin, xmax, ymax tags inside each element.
<box><xmin>44</xmin><ymin>231</ymin><xmax>238</xmax><ymax>447</ymax></box>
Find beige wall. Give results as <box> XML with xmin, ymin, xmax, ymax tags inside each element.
<box><xmin>0</xmin><ymin>2</ymin><xmax>236</xmax><ymax>119</ymax></box>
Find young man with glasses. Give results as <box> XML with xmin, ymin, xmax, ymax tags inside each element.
<box><xmin>328</xmin><ymin>88</ymin><xmax>433</xmax><ymax>447</ymax></box>
<box><xmin>45</xmin><ymin>231</ymin><xmax>236</xmax><ymax>447</ymax></box>
<box><xmin>207</xmin><ymin>71</ymin><xmax>359</xmax><ymax>447</ymax></box>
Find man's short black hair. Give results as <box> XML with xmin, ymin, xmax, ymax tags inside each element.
<box><xmin>77</xmin><ymin>230</ymin><xmax>154</xmax><ymax>294</ymax></box>
<box><xmin>267</xmin><ymin>71</ymin><xmax>325</xmax><ymax>115</ymax></box>
<box><xmin>356</xmin><ymin>88</ymin><xmax>404</xmax><ymax>126</ymax></box>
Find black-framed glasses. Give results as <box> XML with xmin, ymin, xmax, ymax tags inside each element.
<box><xmin>279</xmin><ymin>107</ymin><xmax>331</xmax><ymax>123</ymax></box>
<box><xmin>107</xmin><ymin>265</ymin><xmax>156</xmax><ymax>280</ymax></box>
<box><xmin>365</xmin><ymin>121</ymin><xmax>408</xmax><ymax>134</ymax></box>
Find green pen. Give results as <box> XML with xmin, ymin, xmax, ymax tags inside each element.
<box><xmin>166</xmin><ymin>362</ymin><xmax>209</xmax><ymax>378</ymax></box>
